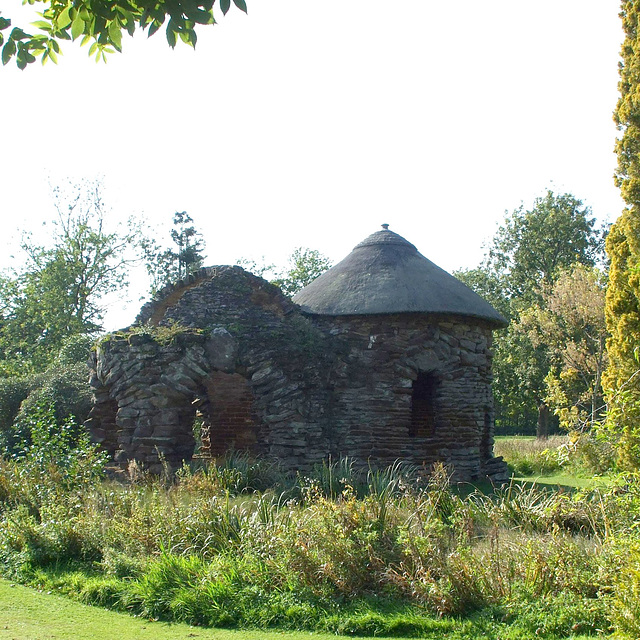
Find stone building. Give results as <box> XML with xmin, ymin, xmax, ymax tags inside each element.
<box><xmin>87</xmin><ymin>226</ymin><xmax>509</xmax><ymax>482</ymax></box>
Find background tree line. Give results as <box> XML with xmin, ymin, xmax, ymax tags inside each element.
<box><xmin>0</xmin><ymin>178</ymin><xmax>627</xmax><ymax>469</ymax></box>
<box><xmin>456</xmin><ymin>189</ymin><xmax>609</xmax><ymax>439</ymax></box>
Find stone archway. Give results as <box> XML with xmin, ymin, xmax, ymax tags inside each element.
<box><xmin>88</xmin><ymin>330</ymin><xmax>216</xmax><ymax>473</ymax></box>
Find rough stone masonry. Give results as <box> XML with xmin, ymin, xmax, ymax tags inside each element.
<box><xmin>87</xmin><ymin>228</ymin><xmax>510</xmax><ymax>483</ymax></box>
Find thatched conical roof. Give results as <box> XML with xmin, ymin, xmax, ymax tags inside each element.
<box><xmin>293</xmin><ymin>226</ymin><xmax>507</xmax><ymax>327</ymax></box>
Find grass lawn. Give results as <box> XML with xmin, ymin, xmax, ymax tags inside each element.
<box><xmin>514</xmin><ymin>474</ymin><xmax>613</xmax><ymax>489</ymax></box>
<box><xmin>0</xmin><ymin>578</ymin><xmax>362</xmax><ymax>640</ymax></box>
<box><xmin>0</xmin><ymin>578</ymin><xmax>602</xmax><ymax>640</ymax></box>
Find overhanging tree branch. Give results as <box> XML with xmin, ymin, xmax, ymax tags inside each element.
<box><xmin>0</xmin><ymin>0</ymin><xmax>247</xmax><ymax>68</ymax></box>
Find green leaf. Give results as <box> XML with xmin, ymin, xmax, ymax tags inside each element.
<box><xmin>2</xmin><ymin>38</ymin><xmax>16</xmax><ymax>65</ymax></box>
<box><xmin>94</xmin><ymin>17</ymin><xmax>107</xmax><ymax>38</ymax></box>
<box><xmin>179</xmin><ymin>29</ymin><xmax>194</xmax><ymax>46</ymax></box>
<box><xmin>71</xmin><ymin>15</ymin><xmax>84</xmax><ymax>39</ymax></box>
<box><xmin>108</xmin><ymin>21</ymin><xmax>122</xmax><ymax>50</ymax></box>
<box><xmin>118</xmin><ymin>9</ymin><xmax>136</xmax><ymax>36</ymax></box>
<box><xmin>187</xmin><ymin>7</ymin><xmax>212</xmax><ymax>24</ymax></box>
<box><xmin>148</xmin><ymin>20</ymin><xmax>162</xmax><ymax>37</ymax></box>
<box><xmin>87</xmin><ymin>41</ymin><xmax>97</xmax><ymax>56</ymax></box>
<box><xmin>166</xmin><ymin>25</ymin><xmax>176</xmax><ymax>48</ymax></box>
<box><xmin>220</xmin><ymin>0</ymin><xmax>230</xmax><ymax>15</ymax></box>
<box><xmin>10</xmin><ymin>28</ymin><xmax>28</xmax><ymax>41</ymax></box>
<box><xmin>29</xmin><ymin>35</ymin><xmax>48</xmax><ymax>51</ymax></box>
<box><xmin>232</xmin><ymin>0</ymin><xmax>247</xmax><ymax>13</ymax></box>
<box><xmin>57</xmin><ymin>6</ymin><xmax>72</xmax><ymax>29</ymax></box>
<box><xmin>31</xmin><ymin>20</ymin><xmax>51</xmax><ymax>30</ymax></box>
<box><xmin>0</xmin><ymin>17</ymin><xmax>11</xmax><ymax>31</ymax></box>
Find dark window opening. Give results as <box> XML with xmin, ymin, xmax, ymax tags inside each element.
<box><xmin>481</xmin><ymin>409</ymin><xmax>492</xmax><ymax>459</ymax></box>
<box><xmin>410</xmin><ymin>372</ymin><xmax>438</xmax><ymax>437</ymax></box>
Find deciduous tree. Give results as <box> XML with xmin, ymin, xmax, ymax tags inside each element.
<box><xmin>487</xmin><ymin>190</ymin><xmax>605</xmax><ymax>302</ymax></box>
<box><xmin>143</xmin><ymin>211</ymin><xmax>206</xmax><ymax>294</ymax></box>
<box><xmin>271</xmin><ymin>247</ymin><xmax>332</xmax><ymax>298</ymax></box>
<box><xmin>0</xmin><ymin>0</ymin><xmax>246</xmax><ymax>68</ymax></box>
<box><xmin>520</xmin><ymin>265</ymin><xmax>608</xmax><ymax>432</ymax></box>
<box><xmin>458</xmin><ymin>190</ymin><xmax>607</xmax><ymax>437</ymax></box>
<box><xmin>0</xmin><ymin>179</ymin><xmax>139</xmax><ymax>373</ymax></box>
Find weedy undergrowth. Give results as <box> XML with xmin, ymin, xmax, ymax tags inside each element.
<box><xmin>1</xmin><ymin>423</ymin><xmax>640</xmax><ymax>637</ymax></box>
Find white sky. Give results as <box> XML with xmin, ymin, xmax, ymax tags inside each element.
<box><xmin>0</xmin><ymin>0</ymin><xmax>626</xmax><ymax>330</ymax></box>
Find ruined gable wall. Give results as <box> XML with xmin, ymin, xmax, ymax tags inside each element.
<box><xmin>88</xmin><ymin>267</ymin><xmax>340</xmax><ymax>471</ymax></box>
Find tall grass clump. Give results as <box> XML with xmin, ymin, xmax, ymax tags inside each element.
<box><xmin>2</xmin><ymin>423</ymin><xmax>640</xmax><ymax>638</ymax></box>
<box><xmin>494</xmin><ymin>436</ymin><xmax>566</xmax><ymax>476</ymax></box>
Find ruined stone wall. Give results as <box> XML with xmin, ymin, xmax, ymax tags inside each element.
<box><xmin>88</xmin><ymin>267</ymin><xmax>338</xmax><ymax>472</ymax></box>
<box><xmin>89</xmin><ymin>331</ymin><xmax>213</xmax><ymax>473</ymax></box>
<box><xmin>87</xmin><ymin>266</ymin><xmax>507</xmax><ymax>481</ymax></box>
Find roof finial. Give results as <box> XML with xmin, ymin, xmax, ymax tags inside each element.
<box><xmin>381</xmin><ymin>223</ymin><xmax>390</xmax><ymax>231</ymax></box>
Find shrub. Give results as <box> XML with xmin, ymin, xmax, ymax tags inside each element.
<box><xmin>0</xmin><ymin>334</ymin><xmax>93</xmax><ymax>457</ymax></box>
<box><xmin>0</xmin><ymin>375</ymin><xmax>35</xmax><ymax>451</ymax></box>
<box><xmin>610</xmin><ymin>541</ymin><xmax>640</xmax><ymax>638</ymax></box>
<box><xmin>14</xmin><ymin>364</ymin><xmax>92</xmax><ymax>440</ymax></box>
<box><xmin>563</xmin><ymin>431</ymin><xmax>617</xmax><ymax>475</ymax></box>
<box><xmin>0</xmin><ymin>365</ymin><xmax>92</xmax><ymax>458</ymax></box>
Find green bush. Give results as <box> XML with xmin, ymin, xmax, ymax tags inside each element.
<box><xmin>1</xmin><ymin>454</ymin><xmax>638</xmax><ymax>636</ymax></box>
<box><xmin>54</xmin><ymin>334</ymin><xmax>94</xmax><ymax>366</ymax></box>
<box><xmin>0</xmin><ymin>364</ymin><xmax>92</xmax><ymax>457</ymax></box>
<box><xmin>610</xmin><ymin>541</ymin><xmax>640</xmax><ymax>638</ymax></box>
<box><xmin>0</xmin><ymin>375</ymin><xmax>35</xmax><ymax>449</ymax></box>
<box><xmin>0</xmin><ymin>334</ymin><xmax>94</xmax><ymax>457</ymax></box>
<box><xmin>14</xmin><ymin>364</ymin><xmax>92</xmax><ymax>435</ymax></box>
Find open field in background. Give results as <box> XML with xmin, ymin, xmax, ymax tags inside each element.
<box><xmin>494</xmin><ymin>435</ymin><xmax>616</xmax><ymax>485</ymax></box>
<box><xmin>495</xmin><ymin>435</ymin><xmax>569</xmax><ymax>477</ymax></box>
<box><xmin>1</xmin><ymin>436</ymin><xmax>638</xmax><ymax>639</ymax></box>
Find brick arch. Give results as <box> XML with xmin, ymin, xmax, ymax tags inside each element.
<box><xmin>197</xmin><ymin>371</ymin><xmax>259</xmax><ymax>458</ymax></box>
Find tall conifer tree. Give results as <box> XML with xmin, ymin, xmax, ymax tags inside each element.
<box><xmin>604</xmin><ymin>1</ymin><xmax>640</xmax><ymax>468</ymax></box>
